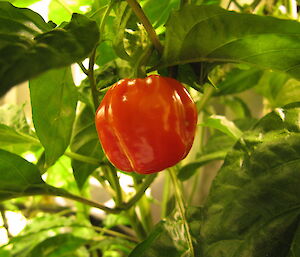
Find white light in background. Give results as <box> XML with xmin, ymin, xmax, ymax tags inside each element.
<box><xmin>22</xmin><ymin>152</ymin><xmax>37</xmax><ymax>163</ymax></box>
<box><xmin>29</xmin><ymin>0</ymin><xmax>50</xmax><ymax>21</ymax></box>
<box><xmin>0</xmin><ymin>211</ymin><xmax>27</xmax><ymax>246</ymax></box>
<box><xmin>118</xmin><ymin>173</ymin><xmax>135</xmax><ymax>194</ymax></box>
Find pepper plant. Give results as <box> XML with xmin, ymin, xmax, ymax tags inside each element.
<box><xmin>1</xmin><ymin>0</ymin><xmax>300</xmax><ymax>256</ymax></box>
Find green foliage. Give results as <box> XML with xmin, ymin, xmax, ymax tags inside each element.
<box><xmin>0</xmin><ymin>149</ymin><xmax>46</xmax><ymax>201</ymax></box>
<box><xmin>30</xmin><ymin>68</ymin><xmax>77</xmax><ymax>167</ymax></box>
<box><xmin>70</xmin><ymin>104</ymin><xmax>104</xmax><ymax>189</ymax></box>
<box><xmin>199</xmin><ymin>103</ymin><xmax>300</xmax><ymax>256</ymax></box>
<box><xmin>163</xmin><ymin>5</ymin><xmax>300</xmax><ymax>82</ymax></box>
<box><xmin>0</xmin><ymin>2</ymin><xmax>99</xmax><ymax>96</ymax></box>
<box><xmin>1</xmin><ymin>0</ymin><xmax>300</xmax><ymax>256</ymax></box>
<box><xmin>26</xmin><ymin>234</ymin><xmax>88</xmax><ymax>257</ymax></box>
<box><xmin>48</xmin><ymin>0</ymin><xmax>94</xmax><ymax>24</ymax></box>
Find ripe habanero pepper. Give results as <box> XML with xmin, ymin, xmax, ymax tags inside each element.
<box><xmin>95</xmin><ymin>75</ymin><xmax>198</xmax><ymax>174</ymax></box>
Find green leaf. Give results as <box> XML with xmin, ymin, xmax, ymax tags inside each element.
<box><xmin>0</xmin><ymin>2</ymin><xmax>99</xmax><ymax>96</ymax></box>
<box><xmin>214</xmin><ymin>67</ymin><xmax>263</xmax><ymax>96</ymax></box>
<box><xmin>25</xmin><ymin>234</ymin><xmax>88</xmax><ymax>257</ymax></box>
<box><xmin>129</xmin><ymin>221</ymin><xmax>184</xmax><ymax>257</ymax></box>
<box><xmin>129</xmin><ymin>208</ymin><xmax>203</xmax><ymax>257</ymax></box>
<box><xmin>255</xmin><ymin>71</ymin><xmax>300</xmax><ymax>108</ymax></box>
<box><xmin>30</xmin><ymin>67</ymin><xmax>77</xmax><ymax>167</ymax></box>
<box><xmin>4</xmin><ymin>0</ymin><xmax>41</xmax><ymax>7</ymax></box>
<box><xmin>0</xmin><ymin>104</ymin><xmax>41</xmax><ymax>154</ymax></box>
<box><xmin>141</xmin><ymin>0</ymin><xmax>180</xmax><ymax>29</ymax></box>
<box><xmin>0</xmin><ymin>149</ymin><xmax>46</xmax><ymax>201</ymax></box>
<box><xmin>48</xmin><ymin>0</ymin><xmax>93</xmax><ymax>24</ymax></box>
<box><xmin>113</xmin><ymin>2</ymin><xmax>152</xmax><ymax>67</ymax></box>
<box><xmin>0</xmin><ymin>124</ymin><xmax>41</xmax><ymax>153</ymax></box>
<box><xmin>70</xmin><ymin>104</ymin><xmax>103</xmax><ymax>189</ymax></box>
<box><xmin>201</xmin><ymin>115</ymin><xmax>243</xmax><ymax>139</ymax></box>
<box><xmin>163</xmin><ymin>5</ymin><xmax>300</xmax><ymax>80</ymax></box>
<box><xmin>92</xmin><ymin>237</ymin><xmax>135</xmax><ymax>256</ymax></box>
<box><xmin>223</xmin><ymin>96</ymin><xmax>252</xmax><ymax>119</ymax></box>
<box><xmin>199</xmin><ymin>102</ymin><xmax>300</xmax><ymax>256</ymax></box>
<box><xmin>0</xmin><ymin>104</ymin><xmax>31</xmax><ymax>133</ymax></box>
<box><xmin>104</xmin><ymin>213</ymin><xmax>130</xmax><ymax>228</ymax></box>
<box><xmin>178</xmin><ymin>151</ymin><xmax>226</xmax><ymax>181</ymax></box>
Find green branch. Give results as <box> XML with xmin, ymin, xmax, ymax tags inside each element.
<box><xmin>168</xmin><ymin>167</ymin><xmax>195</xmax><ymax>257</ymax></box>
<box><xmin>88</xmin><ymin>48</ymin><xmax>99</xmax><ymax>111</ymax></box>
<box><xmin>125</xmin><ymin>174</ymin><xmax>156</xmax><ymax>209</ymax></box>
<box><xmin>64</xmin><ymin>151</ymin><xmax>107</xmax><ymax>166</ymax></box>
<box><xmin>126</xmin><ymin>0</ymin><xmax>163</xmax><ymax>55</ymax></box>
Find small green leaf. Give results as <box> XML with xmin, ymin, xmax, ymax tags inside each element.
<box><xmin>70</xmin><ymin>104</ymin><xmax>103</xmax><ymax>189</ymax></box>
<box><xmin>0</xmin><ymin>104</ymin><xmax>31</xmax><ymax>133</ymax></box>
<box><xmin>26</xmin><ymin>234</ymin><xmax>88</xmax><ymax>257</ymax></box>
<box><xmin>0</xmin><ymin>149</ymin><xmax>46</xmax><ymax>201</ymax></box>
<box><xmin>256</xmin><ymin>71</ymin><xmax>300</xmax><ymax>108</ymax></box>
<box><xmin>0</xmin><ymin>124</ymin><xmax>41</xmax><ymax>153</ymax></box>
<box><xmin>178</xmin><ymin>151</ymin><xmax>226</xmax><ymax>181</ymax></box>
<box><xmin>129</xmin><ymin>221</ymin><xmax>183</xmax><ymax>257</ymax></box>
<box><xmin>30</xmin><ymin>67</ymin><xmax>77</xmax><ymax>167</ymax></box>
<box><xmin>214</xmin><ymin>67</ymin><xmax>263</xmax><ymax>96</ymax></box>
<box><xmin>163</xmin><ymin>5</ymin><xmax>300</xmax><ymax>80</ymax></box>
<box><xmin>104</xmin><ymin>213</ymin><xmax>130</xmax><ymax>228</ymax></box>
<box><xmin>0</xmin><ymin>2</ymin><xmax>99</xmax><ymax>96</ymax></box>
<box><xmin>201</xmin><ymin>115</ymin><xmax>243</xmax><ymax>139</ymax></box>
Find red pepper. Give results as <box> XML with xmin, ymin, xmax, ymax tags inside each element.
<box><xmin>95</xmin><ymin>75</ymin><xmax>198</xmax><ymax>174</ymax></box>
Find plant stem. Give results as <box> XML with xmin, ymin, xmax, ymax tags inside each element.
<box><xmin>50</xmin><ymin>187</ymin><xmax>121</xmax><ymax>214</ymax></box>
<box><xmin>124</xmin><ymin>174</ymin><xmax>156</xmax><ymax>209</ymax></box>
<box><xmin>106</xmin><ymin>166</ymin><xmax>123</xmax><ymax>206</ymax></box>
<box><xmin>126</xmin><ymin>0</ymin><xmax>163</xmax><ymax>55</ymax></box>
<box><xmin>88</xmin><ymin>48</ymin><xmax>99</xmax><ymax>111</ymax></box>
<box><xmin>132</xmin><ymin>177</ymin><xmax>153</xmax><ymax>234</ymax></box>
<box><xmin>64</xmin><ymin>151</ymin><xmax>106</xmax><ymax>166</ymax></box>
<box><xmin>0</xmin><ymin>204</ymin><xmax>11</xmax><ymax>239</ymax></box>
<box><xmin>93</xmin><ymin>171</ymin><xmax>116</xmax><ymax>196</ymax></box>
<box><xmin>161</xmin><ymin>173</ymin><xmax>171</xmax><ymax>218</ymax></box>
<box><xmin>77</xmin><ymin>62</ymin><xmax>89</xmax><ymax>75</ymax></box>
<box><xmin>91</xmin><ymin>224</ymin><xmax>138</xmax><ymax>242</ymax></box>
<box><xmin>99</xmin><ymin>1</ymin><xmax>115</xmax><ymax>37</ymax></box>
<box><xmin>197</xmin><ymin>83</ymin><xmax>215</xmax><ymax>113</ymax></box>
<box><xmin>127</xmin><ymin>208</ymin><xmax>148</xmax><ymax>240</ymax></box>
<box><xmin>168</xmin><ymin>167</ymin><xmax>195</xmax><ymax>257</ymax></box>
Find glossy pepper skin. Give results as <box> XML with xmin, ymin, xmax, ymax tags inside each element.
<box><xmin>95</xmin><ymin>75</ymin><xmax>198</xmax><ymax>174</ymax></box>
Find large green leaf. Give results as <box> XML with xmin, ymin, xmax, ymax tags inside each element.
<box><xmin>70</xmin><ymin>104</ymin><xmax>104</xmax><ymax>189</ymax></box>
<box><xmin>48</xmin><ymin>0</ymin><xmax>93</xmax><ymax>24</ymax></box>
<box><xmin>0</xmin><ymin>2</ymin><xmax>99</xmax><ymax>96</ymax></box>
<box><xmin>162</xmin><ymin>5</ymin><xmax>300</xmax><ymax>80</ymax></box>
<box><xmin>30</xmin><ymin>67</ymin><xmax>77</xmax><ymax>167</ymax></box>
<box><xmin>199</xmin><ymin>102</ymin><xmax>300</xmax><ymax>256</ymax></box>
